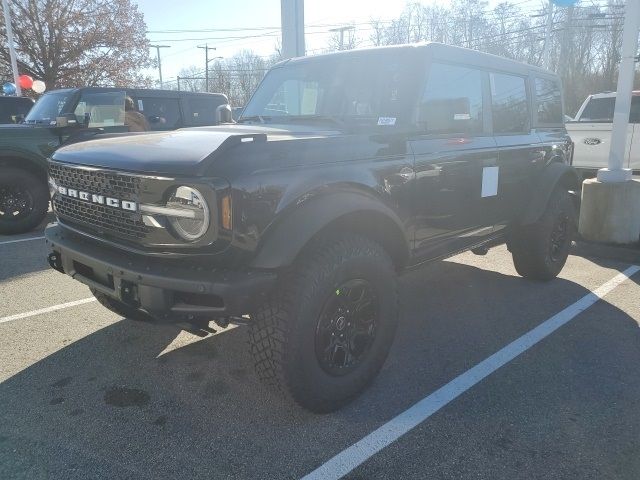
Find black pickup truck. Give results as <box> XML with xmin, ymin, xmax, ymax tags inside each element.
<box><xmin>46</xmin><ymin>43</ymin><xmax>578</xmax><ymax>412</ymax></box>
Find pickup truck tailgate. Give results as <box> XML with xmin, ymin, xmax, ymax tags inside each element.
<box><xmin>566</xmin><ymin>122</ymin><xmax>635</xmax><ymax>170</ymax></box>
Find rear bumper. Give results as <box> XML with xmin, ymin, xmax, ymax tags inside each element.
<box><xmin>45</xmin><ymin>224</ymin><xmax>276</xmax><ymax>322</ymax></box>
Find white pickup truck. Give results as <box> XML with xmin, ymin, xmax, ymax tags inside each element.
<box><xmin>566</xmin><ymin>91</ymin><xmax>640</xmax><ymax>177</ymax></box>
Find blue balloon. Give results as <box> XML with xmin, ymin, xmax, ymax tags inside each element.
<box><xmin>551</xmin><ymin>0</ymin><xmax>578</xmax><ymax>6</ymax></box>
<box><xmin>2</xmin><ymin>82</ymin><xmax>16</xmax><ymax>95</ymax></box>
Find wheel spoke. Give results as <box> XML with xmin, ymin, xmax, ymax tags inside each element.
<box><xmin>315</xmin><ymin>279</ymin><xmax>379</xmax><ymax>376</ymax></box>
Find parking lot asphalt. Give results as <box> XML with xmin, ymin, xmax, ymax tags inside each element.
<box><xmin>1</xmin><ymin>224</ymin><xmax>639</xmax><ymax>480</ymax></box>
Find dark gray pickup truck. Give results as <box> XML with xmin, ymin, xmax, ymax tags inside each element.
<box><xmin>0</xmin><ymin>87</ymin><xmax>229</xmax><ymax>234</ymax></box>
<box><xmin>45</xmin><ymin>43</ymin><xmax>578</xmax><ymax>411</ymax></box>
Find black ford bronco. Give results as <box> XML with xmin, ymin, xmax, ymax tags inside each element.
<box><xmin>46</xmin><ymin>44</ymin><xmax>578</xmax><ymax>412</ymax></box>
<box><xmin>0</xmin><ymin>87</ymin><xmax>229</xmax><ymax>235</ymax></box>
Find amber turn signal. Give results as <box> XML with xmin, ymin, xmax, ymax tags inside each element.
<box><xmin>221</xmin><ymin>194</ymin><xmax>232</xmax><ymax>230</ymax></box>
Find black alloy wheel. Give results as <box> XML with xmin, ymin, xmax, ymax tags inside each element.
<box><xmin>0</xmin><ymin>184</ymin><xmax>34</xmax><ymax>221</ymax></box>
<box><xmin>315</xmin><ymin>279</ymin><xmax>379</xmax><ymax>376</ymax></box>
<box><xmin>0</xmin><ymin>167</ymin><xmax>49</xmax><ymax>235</ymax></box>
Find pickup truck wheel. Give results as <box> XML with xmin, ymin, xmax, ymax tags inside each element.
<box><xmin>0</xmin><ymin>167</ymin><xmax>49</xmax><ymax>235</ymax></box>
<box><xmin>249</xmin><ymin>233</ymin><xmax>398</xmax><ymax>413</ymax></box>
<box><xmin>510</xmin><ymin>188</ymin><xmax>576</xmax><ymax>281</ymax></box>
<box><xmin>91</xmin><ymin>289</ymin><xmax>154</xmax><ymax>322</ymax></box>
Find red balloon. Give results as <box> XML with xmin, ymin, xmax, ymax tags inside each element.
<box><xmin>18</xmin><ymin>74</ymin><xmax>33</xmax><ymax>89</ymax></box>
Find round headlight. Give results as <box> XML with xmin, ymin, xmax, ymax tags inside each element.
<box><xmin>166</xmin><ymin>186</ymin><xmax>210</xmax><ymax>241</ymax></box>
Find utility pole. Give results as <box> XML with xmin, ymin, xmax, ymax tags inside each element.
<box><xmin>543</xmin><ymin>0</ymin><xmax>554</xmax><ymax>69</ymax></box>
<box><xmin>281</xmin><ymin>0</ymin><xmax>305</xmax><ymax>59</ymax></box>
<box><xmin>197</xmin><ymin>44</ymin><xmax>218</xmax><ymax>93</ymax></box>
<box><xmin>598</xmin><ymin>0</ymin><xmax>640</xmax><ymax>182</ymax></box>
<box><xmin>177</xmin><ymin>76</ymin><xmax>181</xmax><ymax>91</ymax></box>
<box><xmin>150</xmin><ymin>45</ymin><xmax>170</xmax><ymax>89</ymax></box>
<box><xmin>558</xmin><ymin>5</ymin><xmax>574</xmax><ymax>80</ymax></box>
<box><xmin>329</xmin><ymin>26</ymin><xmax>354</xmax><ymax>51</ymax></box>
<box><xmin>2</xmin><ymin>0</ymin><xmax>21</xmax><ymax>96</ymax></box>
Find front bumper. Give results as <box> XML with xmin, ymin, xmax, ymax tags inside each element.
<box><xmin>45</xmin><ymin>224</ymin><xmax>276</xmax><ymax>322</ymax></box>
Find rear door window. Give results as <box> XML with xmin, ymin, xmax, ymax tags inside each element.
<box><xmin>419</xmin><ymin>62</ymin><xmax>484</xmax><ymax>135</ymax></box>
<box><xmin>535</xmin><ymin>78</ymin><xmax>563</xmax><ymax>124</ymax></box>
<box><xmin>490</xmin><ymin>73</ymin><xmax>529</xmax><ymax>134</ymax></box>
<box><xmin>136</xmin><ymin>97</ymin><xmax>181</xmax><ymax>130</ymax></box>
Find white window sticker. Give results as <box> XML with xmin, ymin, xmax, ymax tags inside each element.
<box><xmin>454</xmin><ymin>113</ymin><xmax>471</xmax><ymax>120</ymax></box>
<box><xmin>137</xmin><ymin>99</ymin><xmax>144</xmax><ymax>111</ymax></box>
<box><xmin>377</xmin><ymin>117</ymin><xmax>396</xmax><ymax>126</ymax></box>
<box><xmin>481</xmin><ymin>166</ymin><xmax>499</xmax><ymax>197</ymax></box>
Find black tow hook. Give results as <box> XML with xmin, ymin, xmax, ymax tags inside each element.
<box><xmin>48</xmin><ymin>251</ymin><xmax>64</xmax><ymax>273</ymax></box>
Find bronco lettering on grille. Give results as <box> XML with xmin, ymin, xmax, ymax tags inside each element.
<box><xmin>57</xmin><ymin>185</ymin><xmax>137</xmax><ymax>212</ymax></box>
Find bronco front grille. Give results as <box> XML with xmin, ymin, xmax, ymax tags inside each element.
<box><xmin>49</xmin><ymin>162</ymin><xmax>149</xmax><ymax>241</ymax></box>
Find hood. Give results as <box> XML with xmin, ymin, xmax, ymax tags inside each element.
<box><xmin>52</xmin><ymin>124</ymin><xmax>339</xmax><ymax>176</ymax></box>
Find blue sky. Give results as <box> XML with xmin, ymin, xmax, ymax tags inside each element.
<box><xmin>135</xmin><ymin>0</ymin><xmax>521</xmax><ymax>86</ymax></box>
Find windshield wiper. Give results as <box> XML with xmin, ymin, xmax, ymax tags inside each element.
<box><xmin>237</xmin><ymin>115</ymin><xmax>270</xmax><ymax>124</ymax></box>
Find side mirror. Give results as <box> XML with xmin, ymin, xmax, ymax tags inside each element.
<box><xmin>216</xmin><ymin>104</ymin><xmax>233</xmax><ymax>124</ymax></box>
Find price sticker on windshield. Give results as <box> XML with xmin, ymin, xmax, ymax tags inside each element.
<box><xmin>377</xmin><ymin>117</ymin><xmax>396</xmax><ymax>126</ymax></box>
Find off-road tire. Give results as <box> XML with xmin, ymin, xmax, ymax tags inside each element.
<box><xmin>510</xmin><ymin>188</ymin><xmax>576</xmax><ymax>281</ymax></box>
<box><xmin>0</xmin><ymin>167</ymin><xmax>49</xmax><ymax>235</ymax></box>
<box><xmin>248</xmin><ymin>233</ymin><xmax>399</xmax><ymax>413</ymax></box>
<box><xmin>91</xmin><ymin>288</ymin><xmax>154</xmax><ymax>322</ymax></box>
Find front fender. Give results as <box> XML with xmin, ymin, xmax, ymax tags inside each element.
<box><xmin>520</xmin><ymin>162</ymin><xmax>580</xmax><ymax>226</ymax></box>
<box><xmin>250</xmin><ymin>191</ymin><xmax>409</xmax><ymax>269</ymax></box>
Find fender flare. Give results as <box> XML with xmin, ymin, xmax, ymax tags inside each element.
<box><xmin>520</xmin><ymin>162</ymin><xmax>581</xmax><ymax>226</ymax></box>
<box><xmin>0</xmin><ymin>150</ymin><xmax>48</xmax><ymax>179</ymax></box>
<box><xmin>250</xmin><ymin>191</ymin><xmax>410</xmax><ymax>270</ymax></box>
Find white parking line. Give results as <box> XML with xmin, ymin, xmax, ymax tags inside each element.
<box><xmin>0</xmin><ymin>235</ymin><xmax>45</xmax><ymax>246</ymax></box>
<box><xmin>0</xmin><ymin>297</ymin><xmax>96</xmax><ymax>325</ymax></box>
<box><xmin>302</xmin><ymin>265</ymin><xmax>640</xmax><ymax>480</ymax></box>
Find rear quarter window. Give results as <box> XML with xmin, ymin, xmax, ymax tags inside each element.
<box><xmin>535</xmin><ymin>78</ymin><xmax>563</xmax><ymax>124</ymax></box>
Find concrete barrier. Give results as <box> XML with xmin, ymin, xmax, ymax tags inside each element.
<box><xmin>578</xmin><ymin>178</ymin><xmax>640</xmax><ymax>245</ymax></box>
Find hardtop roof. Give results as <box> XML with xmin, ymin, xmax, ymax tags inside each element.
<box><xmin>40</xmin><ymin>87</ymin><xmax>227</xmax><ymax>100</ymax></box>
<box><xmin>280</xmin><ymin>42</ymin><xmax>557</xmax><ymax>78</ymax></box>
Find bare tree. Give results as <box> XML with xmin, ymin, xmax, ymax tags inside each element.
<box><xmin>176</xmin><ymin>65</ymin><xmax>205</xmax><ymax>92</ymax></box>
<box><xmin>0</xmin><ymin>0</ymin><xmax>153</xmax><ymax>88</ymax></box>
<box><xmin>359</xmin><ymin>0</ymin><xmax>638</xmax><ymax>115</ymax></box>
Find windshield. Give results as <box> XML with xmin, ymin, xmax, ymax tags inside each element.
<box><xmin>241</xmin><ymin>54</ymin><xmax>412</xmax><ymax>127</ymax></box>
<box><xmin>578</xmin><ymin>96</ymin><xmax>640</xmax><ymax>123</ymax></box>
<box><xmin>24</xmin><ymin>92</ymin><xmax>71</xmax><ymax>124</ymax></box>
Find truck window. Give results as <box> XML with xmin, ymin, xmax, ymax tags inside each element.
<box><xmin>579</xmin><ymin>96</ymin><xmax>640</xmax><ymax>123</ymax></box>
<box><xmin>419</xmin><ymin>63</ymin><xmax>483</xmax><ymax>135</ymax></box>
<box><xmin>242</xmin><ymin>55</ymin><xmax>410</xmax><ymax>126</ymax></box>
<box><xmin>535</xmin><ymin>78</ymin><xmax>562</xmax><ymax>124</ymax></box>
<box><xmin>185</xmin><ymin>97</ymin><xmax>218</xmax><ymax>126</ymax></box>
<box><xmin>137</xmin><ymin>97</ymin><xmax>181</xmax><ymax>130</ymax></box>
<box><xmin>490</xmin><ymin>73</ymin><xmax>529</xmax><ymax>134</ymax></box>
<box><xmin>24</xmin><ymin>92</ymin><xmax>70</xmax><ymax>125</ymax></box>
<box><xmin>74</xmin><ymin>91</ymin><xmax>126</xmax><ymax>128</ymax></box>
